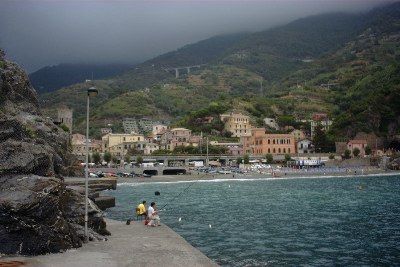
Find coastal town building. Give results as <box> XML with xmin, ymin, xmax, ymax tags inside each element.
<box><xmin>168</xmin><ymin>128</ymin><xmax>193</xmax><ymax>150</ymax></box>
<box><xmin>347</xmin><ymin>139</ymin><xmax>368</xmax><ymax>156</ymax></box>
<box><xmin>220</xmin><ymin>113</ymin><xmax>252</xmax><ymax>138</ymax></box>
<box><xmin>102</xmin><ymin>132</ymin><xmax>145</xmax><ymax>158</ymax></box>
<box><xmin>71</xmin><ymin>133</ymin><xmax>101</xmax><ymax>156</ymax></box>
<box><xmin>310</xmin><ymin>113</ymin><xmax>333</xmax><ymax>137</ymax></box>
<box><xmin>241</xmin><ymin>128</ymin><xmax>296</xmax><ymax>155</ymax></box>
<box><xmin>297</xmin><ymin>139</ymin><xmax>314</xmax><ymax>154</ymax></box>
<box><xmin>100</xmin><ymin>128</ymin><xmax>113</xmax><ymax>134</ymax></box>
<box><xmin>210</xmin><ymin>141</ymin><xmax>243</xmax><ymax>155</ymax></box>
<box><xmin>152</xmin><ymin>124</ymin><xmax>168</xmax><ymax>135</ymax></box>
<box><xmin>144</xmin><ymin>142</ymin><xmax>160</xmax><ymax>155</ymax></box>
<box><xmin>290</xmin><ymin>129</ymin><xmax>306</xmax><ymax>142</ymax></box>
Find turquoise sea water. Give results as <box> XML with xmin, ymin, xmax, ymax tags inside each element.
<box><xmin>103</xmin><ymin>174</ymin><xmax>400</xmax><ymax>266</ymax></box>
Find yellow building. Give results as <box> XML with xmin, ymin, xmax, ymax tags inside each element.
<box><xmin>220</xmin><ymin>113</ymin><xmax>252</xmax><ymax>138</ymax></box>
<box><xmin>102</xmin><ymin>132</ymin><xmax>145</xmax><ymax>158</ymax></box>
<box><xmin>290</xmin><ymin>129</ymin><xmax>306</xmax><ymax>142</ymax></box>
<box><xmin>241</xmin><ymin>128</ymin><xmax>296</xmax><ymax>155</ymax></box>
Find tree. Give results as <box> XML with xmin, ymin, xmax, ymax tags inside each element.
<box><xmin>124</xmin><ymin>154</ymin><xmax>131</xmax><ymax>163</ymax></box>
<box><xmin>312</xmin><ymin>123</ymin><xmax>328</xmax><ymax>153</ymax></box>
<box><xmin>344</xmin><ymin>149</ymin><xmax>351</xmax><ymax>159</ymax></box>
<box><xmin>103</xmin><ymin>152</ymin><xmax>112</xmax><ymax>163</ymax></box>
<box><xmin>243</xmin><ymin>154</ymin><xmax>250</xmax><ymax>164</ymax></box>
<box><xmin>136</xmin><ymin>155</ymin><xmax>143</xmax><ymax>164</ymax></box>
<box><xmin>365</xmin><ymin>145</ymin><xmax>372</xmax><ymax>155</ymax></box>
<box><xmin>60</xmin><ymin>124</ymin><xmax>70</xmax><ymax>133</ymax></box>
<box><xmin>92</xmin><ymin>152</ymin><xmax>101</xmax><ymax>164</ymax></box>
<box><xmin>265</xmin><ymin>154</ymin><xmax>273</xmax><ymax>164</ymax></box>
<box><xmin>329</xmin><ymin>154</ymin><xmax>335</xmax><ymax>160</ymax></box>
<box><xmin>353</xmin><ymin>147</ymin><xmax>360</xmax><ymax>157</ymax></box>
<box><xmin>152</xmin><ymin>149</ymin><xmax>172</xmax><ymax>155</ymax></box>
<box><xmin>237</xmin><ymin>157</ymin><xmax>243</xmax><ymax>164</ymax></box>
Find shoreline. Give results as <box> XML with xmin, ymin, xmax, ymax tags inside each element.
<box><xmin>116</xmin><ymin>168</ymin><xmax>400</xmax><ymax>184</ymax></box>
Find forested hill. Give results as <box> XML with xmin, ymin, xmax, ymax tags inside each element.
<box><xmin>146</xmin><ymin>32</ymin><xmax>249</xmax><ymax>68</ymax></box>
<box><xmin>220</xmin><ymin>13</ymin><xmax>367</xmax><ymax>81</ymax></box>
<box><xmin>29</xmin><ymin>63</ymin><xmax>134</xmax><ymax>94</ymax></box>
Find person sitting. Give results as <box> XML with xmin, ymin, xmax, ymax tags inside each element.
<box><xmin>147</xmin><ymin>202</ymin><xmax>161</xmax><ymax>226</ymax></box>
<box><xmin>136</xmin><ymin>200</ymin><xmax>147</xmax><ymax>220</ymax></box>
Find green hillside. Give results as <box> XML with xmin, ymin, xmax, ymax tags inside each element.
<box><xmin>38</xmin><ymin>2</ymin><xmax>400</xmax><ymax>140</ymax></box>
<box><xmin>220</xmin><ymin>13</ymin><xmax>366</xmax><ymax>81</ymax></box>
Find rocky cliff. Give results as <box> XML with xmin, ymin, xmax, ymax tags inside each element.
<box><xmin>0</xmin><ymin>50</ymin><xmax>109</xmax><ymax>255</ymax></box>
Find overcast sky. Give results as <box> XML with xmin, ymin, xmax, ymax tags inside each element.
<box><xmin>0</xmin><ymin>0</ymin><xmax>393</xmax><ymax>73</ymax></box>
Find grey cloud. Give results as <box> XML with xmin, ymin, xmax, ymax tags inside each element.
<box><xmin>0</xmin><ymin>0</ymin><xmax>392</xmax><ymax>73</ymax></box>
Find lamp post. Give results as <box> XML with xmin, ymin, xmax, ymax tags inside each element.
<box><xmin>84</xmin><ymin>87</ymin><xmax>98</xmax><ymax>243</ymax></box>
<box><xmin>206</xmin><ymin>136</ymin><xmax>209</xmax><ymax>166</ymax></box>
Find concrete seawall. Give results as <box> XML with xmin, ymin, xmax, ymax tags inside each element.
<box><xmin>0</xmin><ymin>219</ymin><xmax>219</xmax><ymax>267</ymax></box>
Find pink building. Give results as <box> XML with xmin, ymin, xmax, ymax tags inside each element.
<box><xmin>347</xmin><ymin>140</ymin><xmax>368</xmax><ymax>156</ymax></box>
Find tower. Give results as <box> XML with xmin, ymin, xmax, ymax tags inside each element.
<box><xmin>58</xmin><ymin>107</ymin><xmax>73</xmax><ymax>133</ymax></box>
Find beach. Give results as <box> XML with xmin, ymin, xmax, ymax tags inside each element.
<box><xmin>116</xmin><ymin>166</ymin><xmax>393</xmax><ymax>184</ymax></box>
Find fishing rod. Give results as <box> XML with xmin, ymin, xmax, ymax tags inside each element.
<box><xmin>159</xmin><ymin>172</ymin><xmax>210</xmax><ymax>210</ymax></box>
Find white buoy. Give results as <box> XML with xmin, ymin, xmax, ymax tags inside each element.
<box><xmin>228</xmin><ymin>185</ymin><xmax>231</xmax><ymax>188</ymax></box>
<box><xmin>178</xmin><ymin>217</ymin><xmax>182</xmax><ymax>222</ymax></box>
<box><xmin>209</xmin><ymin>224</ymin><xmax>212</xmax><ymax>228</ymax></box>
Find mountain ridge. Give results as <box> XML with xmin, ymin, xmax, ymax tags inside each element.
<box><xmin>29</xmin><ymin>63</ymin><xmax>135</xmax><ymax>94</ymax></box>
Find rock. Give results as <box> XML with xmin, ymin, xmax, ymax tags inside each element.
<box><xmin>0</xmin><ymin>175</ymin><xmax>81</xmax><ymax>255</ymax></box>
<box><xmin>93</xmin><ymin>196</ymin><xmax>116</xmax><ymax>211</ymax></box>
<box><xmin>0</xmin><ymin>50</ymin><xmax>109</xmax><ymax>256</ymax></box>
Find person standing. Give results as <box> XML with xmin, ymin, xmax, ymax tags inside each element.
<box><xmin>147</xmin><ymin>202</ymin><xmax>161</xmax><ymax>226</ymax></box>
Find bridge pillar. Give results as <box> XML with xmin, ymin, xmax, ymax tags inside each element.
<box><xmin>184</xmin><ymin>158</ymin><xmax>190</xmax><ymax>166</ymax></box>
<box><xmin>175</xmin><ymin>68</ymin><xmax>179</xmax><ymax>78</ymax></box>
<box><xmin>186</xmin><ymin>67</ymin><xmax>190</xmax><ymax>75</ymax></box>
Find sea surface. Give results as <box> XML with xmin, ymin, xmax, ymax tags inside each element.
<box><xmin>103</xmin><ymin>174</ymin><xmax>400</xmax><ymax>266</ymax></box>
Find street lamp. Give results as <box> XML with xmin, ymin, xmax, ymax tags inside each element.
<box><xmin>84</xmin><ymin>86</ymin><xmax>98</xmax><ymax>243</ymax></box>
<box><xmin>206</xmin><ymin>136</ymin><xmax>209</xmax><ymax>166</ymax></box>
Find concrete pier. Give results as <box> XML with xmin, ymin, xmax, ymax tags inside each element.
<box><xmin>0</xmin><ymin>219</ymin><xmax>219</xmax><ymax>267</ymax></box>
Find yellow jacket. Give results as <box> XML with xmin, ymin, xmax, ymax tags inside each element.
<box><xmin>137</xmin><ymin>203</ymin><xmax>146</xmax><ymax>214</ymax></box>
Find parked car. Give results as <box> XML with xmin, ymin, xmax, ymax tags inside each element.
<box><xmin>89</xmin><ymin>172</ymin><xmax>98</xmax><ymax>178</ymax></box>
